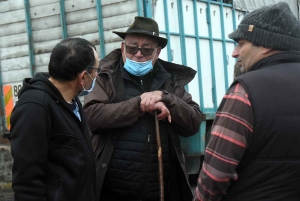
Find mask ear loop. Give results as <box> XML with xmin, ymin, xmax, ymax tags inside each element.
<box><xmin>151</xmin><ymin>48</ymin><xmax>157</xmax><ymax>62</ymax></box>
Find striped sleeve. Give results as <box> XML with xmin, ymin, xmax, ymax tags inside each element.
<box><xmin>194</xmin><ymin>83</ymin><xmax>253</xmax><ymax>201</ymax></box>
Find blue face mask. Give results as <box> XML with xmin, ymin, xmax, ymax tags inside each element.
<box><xmin>79</xmin><ymin>72</ymin><xmax>96</xmax><ymax>96</ymax></box>
<box><xmin>123</xmin><ymin>49</ymin><xmax>156</xmax><ymax>76</ymax></box>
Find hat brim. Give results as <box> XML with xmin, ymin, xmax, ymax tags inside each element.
<box><xmin>228</xmin><ymin>28</ymin><xmax>242</xmax><ymax>42</ymax></box>
<box><xmin>113</xmin><ymin>31</ymin><xmax>168</xmax><ymax>49</ymax></box>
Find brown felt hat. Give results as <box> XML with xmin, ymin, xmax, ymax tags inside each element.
<box><xmin>113</xmin><ymin>16</ymin><xmax>168</xmax><ymax>49</ymax></box>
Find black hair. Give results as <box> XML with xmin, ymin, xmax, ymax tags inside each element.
<box><xmin>48</xmin><ymin>38</ymin><xmax>96</xmax><ymax>81</ymax></box>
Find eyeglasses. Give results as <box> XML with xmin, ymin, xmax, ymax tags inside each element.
<box><xmin>124</xmin><ymin>43</ymin><xmax>157</xmax><ymax>56</ymax></box>
<box><xmin>87</xmin><ymin>66</ymin><xmax>101</xmax><ymax>74</ymax></box>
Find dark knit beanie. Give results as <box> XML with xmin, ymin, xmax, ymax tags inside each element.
<box><xmin>229</xmin><ymin>2</ymin><xmax>300</xmax><ymax>51</ymax></box>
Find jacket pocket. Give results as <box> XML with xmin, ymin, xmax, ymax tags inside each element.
<box><xmin>92</xmin><ymin>133</ymin><xmax>108</xmax><ymax>159</ymax></box>
<box><xmin>50</xmin><ymin>132</ymin><xmax>84</xmax><ymax>154</ymax></box>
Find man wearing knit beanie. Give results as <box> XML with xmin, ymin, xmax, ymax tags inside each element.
<box><xmin>194</xmin><ymin>2</ymin><xmax>300</xmax><ymax>201</ymax></box>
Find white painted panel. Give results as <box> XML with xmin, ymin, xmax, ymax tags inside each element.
<box><xmin>29</xmin><ymin>0</ymin><xmax>58</xmax><ymax>7</ymax></box>
<box><xmin>67</xmin><ymin>20</ymin><xmax>98</xmax><ymax>37</ymax></box>
<box><xmin>105</xmin><ymin>41</ymin><xmax>122</xmax><ymax>57</ymax></box>
<box><xmin>169</xmin><ymin>35</ymin><xmax>182</xmax><ymax>65</ymax></box>
<box><xmin>104</xmin><ymin>27</ymin><xmax>127</xmax><ymax>43</ymax></box>
<box><xmin>0</xmin><ymin>44</ymin><xmax>29</xmax><ymax>60</ymax></box>
<box><xmin>211</xmin><ymin>4</ymin><xmax>222</xmax><ymax>39</ymax></box>
<box><xmin>29</xmin><ymin>3</ymin><xmax>60</xmax><ymax>19</ymax></box>
<box><xmin>0</xmin><ymin>0</ymin><xmax>24</xmax><ymax>12</ymax></box>
<box><xmin>158</xmin><ymin>34</ymin><xmax>168</xmax><ymax>61</ymax></box>
<box><xmin>235</xmin><ymin>10</ymin><xmax>245</xmax><ymax>28</ymax></box>
<box><xmin>33</xmin><ymin>27</ymin><xmax>62</xmax><ymax>43</ymax></box>
<box><xmin>66</xmin><ymin>8</ymin><xmax>97</xmax><ymax>25</ymax></box>
<box><xmin>36</xmin><ymin>65</ymin><xmax>48</xmax><ymax>73</ymax></box>
<box><xmin>185</xmin><ymin>38</ymin><xmax>200</xmax><ymax>106</ymax></box>
<box><xmin>213</xmin><ymin>41</ymin><xmax>226</xmax><ymax>106</ymax></box>
<box><xmin>153</xmin><ymin>0</ymin><xmax>166</xmax><ymax>32</ymax></box>
<box><xmin>34</xmin><ymin>39</ymin><xmax>60</xmax><ymax>55</ymax></box>
<box><xmin>182</xmin><ymin>0</ymin><xmax>195</xmax><ymax>35</ymax></box>
<box><xmin>167</xmin><ymin>0</ymin><xmax>179</xmax><ymax>33</ymax></box>
<box><xmin>0</xmin><ymin>21</ymin><xmax>26</xmax><ymax>37</ymax></box>
<box><xmin>2</xmin><ymin>68</ymin><xmax>31</xmax><ymax>84</ymax></box>
<box><xmin>199</xmin><ymin>39</ymin><xmax>213</xmax><ymax>108</ymax></box>
<box><xmin>31</xmin><ymin>15</ymin><xmax>60</xmax><ymax>31</ymax></box>
<box><xmin>0</xmin><ymin>27</ymin><xmax>62</xmax><ymax>48</ymax></box>
<box><xmin>0</xmin><ymin>1</ymin><xmax>10</xmax><ymax>13</ymax></box>
<box><xmin>223</xmin><ymin>6</ymin><xmax>234</xmax><ymax>40</ymax></box>
<box><xmin>65</xmin><ymin>0</ymin><xmax>96</xmax><ymax>13</ymax></box>
<box><xmin>1</xmin><ymin>39</ymin><xmax>61</xmax><ymax>60</ymax></box>
<box><xmin>71</xmin><ymin>32</ymin><xmax>99</xmax><ymax>47</ymax></box>
<box><xmin>101</xmin><ymin>0</ymin><xmax>128</xmax><ymax>6</ymax></box>
<box><xmin>102</xmin><ymin>0</ymin><xmax>137</xmax><ymax>18</ymax></box>
<box><xmin>35</xmin><ymin>46</ymin><xmax>100</xmax><ymax>69</ymax></box>
<box><xmin>0</xmin><ymin>32</ymin><xmax>28</xmax><ymax>48</ymax></box>
<box><xmin>35</xmin><ymin>53</ymin><xmax>51</xmax><ymax>67</ymax></box>
<box><xmin>197</xmin><ymin>2</ymin><xmax>209</xmax><ymax>37</ymax></box>
<box><xmin>102</xmin><ymin>12</ymin><xmax>136</xmax><ymax>30</ymax></box>
<box><xmin>94</xmin><ymin>45</ymin><xmax>101</xmax><ymax>57</ymax></box>
<box><xmin>0</xmin><ymin>9</ymin><xmax>25</xmax><ymax>25</ymax></box>
<box><xmin>1</xmin><ymin>56</ymin><xmax>30</xmax><ymax>72</ymax></box>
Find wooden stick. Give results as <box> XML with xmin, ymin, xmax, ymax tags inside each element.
<box><xmin>154</xmin><ymin>110</ymin><xmax>164</xmax><ymax>201</ymax></box>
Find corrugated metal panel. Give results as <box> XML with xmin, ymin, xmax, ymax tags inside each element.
<box><xmin>0</xmin><ymin>0</ymin><xmax>140</xmax><ymax>82</ymax></box>
<box><xmin>233</xmin><ymin>0</ymin><xmax>299</xmax><ymax>19</ymax></box>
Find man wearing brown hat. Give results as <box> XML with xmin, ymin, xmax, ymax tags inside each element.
<box><xmin>194</xmin><ymin>2</ymin><xmax>300</xmax><ymax>201</ymax></box>
<box><xmin>84</xmin><ymin>16</ymin><xmax>203</xmax><ymax>200</ymax></box>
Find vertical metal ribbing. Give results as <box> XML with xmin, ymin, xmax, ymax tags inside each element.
<box><xmin>206</xmin><ymin>0</ymin><xmax>218</xmax><ymax>112</ymax></box>
<box><xmin>24</xmin><ymin>0</ymin><xmax>35</xmax><ymax>76</ymax></box>
<box><xmin>193</xmin><ymin>0</ymin><xmax>206</xmax><ymax>153</ymax></box>
<box><xmin>137</xmin><ymin>0</ymin><xmax>143</xmax><ymax>16</ymax></box>
<box><xmin>143</xmin><ymin>0</ymin><xmax>153</xmax><ymax>18</ymax></box>
<box><xmin>163</xmin><ymin>0</ymin><xmax>172</xmax><ymax>62</ymax></box>
<box><xmin>220</xmin><ymin>0</ymin><xmax>229</xmax><ymax>90</ymax></box>
<box><xmin>96</xmin><ymin>0</ymin><xmax>106</xmax><ymax>58</ymax></box>
<box><xmin>59</xmin><ymin>0</ymin><xmax>68</xmax><ymax>39</ymax></box>
<box><xmin>193</xmin><ymin>0</ymin><xmax>204</xmax><ymax>112</ymax></box>
<box><xmin>176</xmin><ymin>0</ymin><xmax>187</xmax><ymax>66</ymax></box>
<box><xmin>177</xmin><ymin>0</ymin><xmax>188</xmax><ymax>91</ymax></box>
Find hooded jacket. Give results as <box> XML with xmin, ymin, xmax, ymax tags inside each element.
<box><xmin>84</xmin><ymin>49</ymin><xmax>203</xmax><ymax>200</ymax></box>
<box><xmin>10</xmin><ymin>72</ymin><xmax>96</xmax><ymax>201</ymax></box>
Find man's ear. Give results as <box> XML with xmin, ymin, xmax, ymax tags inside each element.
<box><xmin>121</xmin><ymin>42</ymin><xmax>126</xmax><ymax>63</ymax></box>
<box><xmin>121</xmin><ymin>41</ymin><xmax>125</xmax><ymax>52</ymax></box>
<box><xmin>261</xmin><ymin>47</ymin><xmax>273</xmax><ymax>54</ymax></box>
<box><xmin>78</xmin><ymin>71</ymin><xmax>86</xmax><ymax>85</ymax></box>
<box><xmin>156</xmin><ymin>46</ymin><xmax>162</xmax><ymax>58</ymax></box>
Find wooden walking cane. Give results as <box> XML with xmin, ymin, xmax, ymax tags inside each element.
<box><xmin>154</xmin><ymin>110</ymin><xmax>164</xmax><ymax>201</ymax></box>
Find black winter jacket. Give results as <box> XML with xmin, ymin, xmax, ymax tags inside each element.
<box><xmin>10</xmin><ymin>72</ymin><xmax>96</xmax><ymax>201</ymax></box>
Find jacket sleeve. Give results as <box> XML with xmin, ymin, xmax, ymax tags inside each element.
<box><xmin>194</xmin><ymin>83</ymin><xmax>253</xmax><ymax>201</ymax></box>
<box><xmin>83</xmin><ymin>76</ymin><xmax>143</xmax><ymax>133</ymax></box>
<box><xmin>10</xmin><ymin>102</ymin><xmax>51</xmax><ymax>201</ymax></box>
<box><xmin>161</xmin><ymin>87</ymin><xmax>203</xmax><ymax>137</ymax></box>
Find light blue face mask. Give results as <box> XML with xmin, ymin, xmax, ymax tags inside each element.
<box><xmin>123</xmin><ymin>49</ymin><xmax>156</xmax><ymax>76</ymax></box>
<box><xmin>79</xmin><ymin>72</ymin><xmax>96</xmax><ymax>96</ymax></box>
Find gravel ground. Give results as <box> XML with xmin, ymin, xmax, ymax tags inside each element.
<box><xmin>0</xmin><ymin>187</ymin><xmax>14</xmax><ymax>201</ymax></box>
